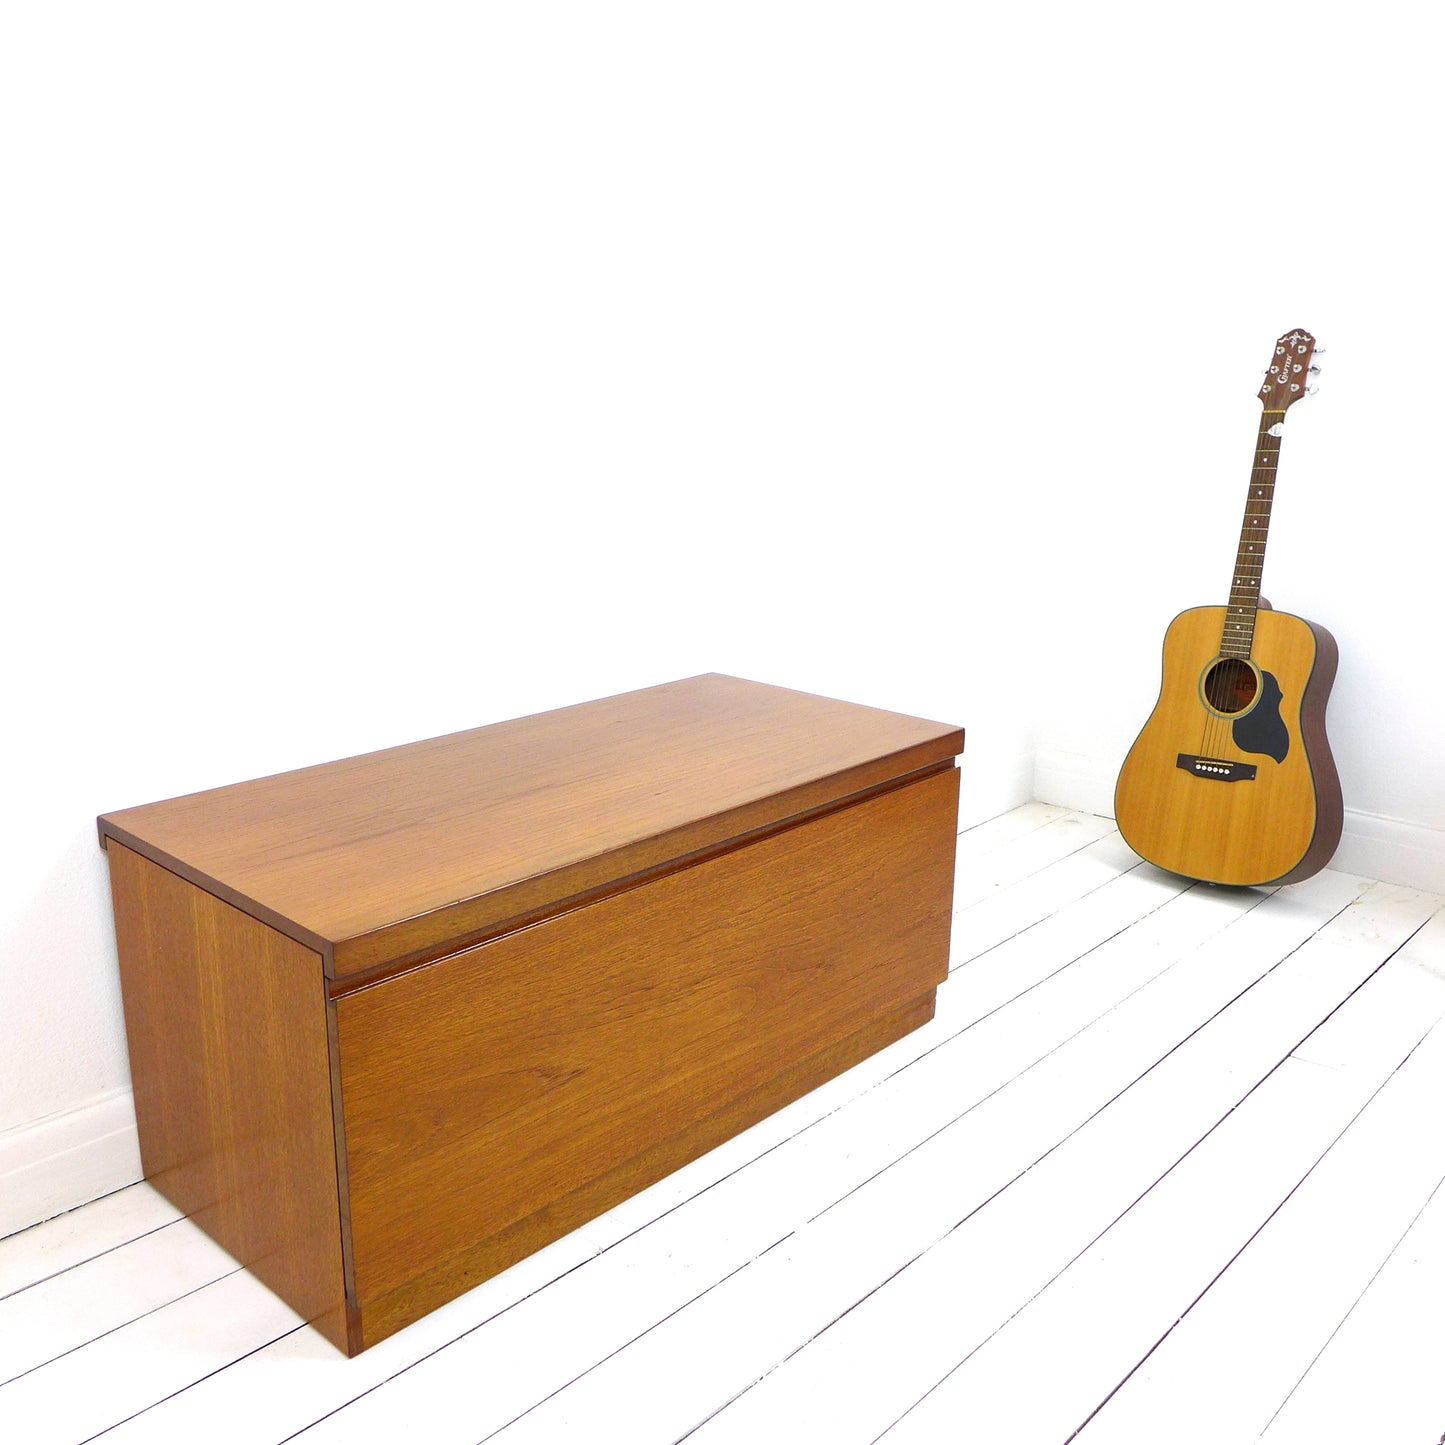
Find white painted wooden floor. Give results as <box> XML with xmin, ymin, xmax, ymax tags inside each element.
<box><xmin>4</xmin><ymin>804</ymin><xmax>1445</xmax><ymax>1444</ymax></box>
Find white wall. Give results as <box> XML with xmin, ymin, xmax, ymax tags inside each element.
<box><xmin>2</xmin><ymin>3</ymin><xmax>1441</xmax><ymax>1233</ymax></box>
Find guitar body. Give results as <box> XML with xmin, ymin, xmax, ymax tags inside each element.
<box><xmin>1115</xmin><ymin>604</ymin><xmax>1342</xmax><ymax>886</ymax></box>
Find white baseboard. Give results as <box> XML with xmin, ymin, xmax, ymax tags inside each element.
<box><xmin>1333</xmin><ymin>809</ymin><xmax>1445</xmax><ymax>896</ymax></box>
<box><xmin>1033</xmin><ymin>745</ymin><xmax>1445</xmax><ymax>896</ymax></box>
<box><xmin>0</xmin><ymin>1089</ymin><xmax>142</xmax><ymax>1239</ymax></box>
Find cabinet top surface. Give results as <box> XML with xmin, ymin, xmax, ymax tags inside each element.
<box><xmin>99</xmin><ymin>674</ymin><xmax>963</xmax><ymax>976</ymax></box>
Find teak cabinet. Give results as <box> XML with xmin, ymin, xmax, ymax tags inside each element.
<box><xmin>99</xmin><ymin>674</ymin><xmax>965</xmax><ymax>1355</ymax></box>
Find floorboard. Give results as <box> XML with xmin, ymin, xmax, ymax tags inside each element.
<box><xmin>0</xmin><ymin>1186</ymin><xmax>180</xmax><ymax>1303</ymax></box>
<box><xmin>1093</xmin><ymin>910</ymin><xmax>1445</xmax><ymax>1444</ymax></box>
<box><xmin>874</xmin><ymin>886</ymin><xmax>1439</xmax><ymax>1444</ymax></box>
<box><xmin>1</xmin><ymin>807</ymin><xmax>1440</xmax><ymax>1445</ymax></box>
<box><xmin>1260</xmin><ymin>1166</ymin><xmax>1445</xmax><ymax>1443</ymax></box>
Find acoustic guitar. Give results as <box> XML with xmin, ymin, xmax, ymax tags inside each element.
<box><xmin>1114</xmin><ymin>328</ymin><xmax>1342</xmax><ymax>886</ymax></box>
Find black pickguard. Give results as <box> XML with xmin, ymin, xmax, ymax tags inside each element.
<box><xmin>1232</xmin><ymin>669</ymin><xmax>1289</xmax><ymax>763</ymax></box>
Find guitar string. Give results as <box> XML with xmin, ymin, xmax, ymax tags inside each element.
<box><xmin>1192</xmin><ymin>340</ymin><xmax>1307</xmax><ymax>771</ymax></box>
<box><xmin>1212</xmin><ymin>447</ymin><xmax>1257</xmax><ymax>760</ymax></box>
<box><xmin>1233</xmin><ymin>411</ymin><xmax>1277</xmax><ymax>758</ymax></box>
<box><xmin>1203</xmin><ymin>407</ymin><xmax>1278</xmax><ymax>763</ymax></box>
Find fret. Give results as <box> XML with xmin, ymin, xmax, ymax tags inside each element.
<box><xmin>1198</xmin><ymin>334</ymin><xmax>1316</xmax><ymax>663</ymax></box>
<box><xmin>1219</xmin><ymin>407</ymin><xmax>1285</xmax><ymax>658</ymax></box>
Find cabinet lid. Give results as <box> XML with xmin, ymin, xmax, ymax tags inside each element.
<box><xmin>99</xmin><ymin>674</ymin><xmax>964</xmax><ymax>981</ymax></box>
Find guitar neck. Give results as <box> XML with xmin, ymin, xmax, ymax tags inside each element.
<box><xmin>1222</xmin><ymin>327</ymin><xmax>1318</xmax><ymax>658</ymax></box>
<box><xmin>1220</xmin><ymin>409</ymin><xmax>1285</xmax><ymax>659</ymax></box>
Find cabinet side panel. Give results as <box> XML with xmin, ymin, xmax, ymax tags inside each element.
<box><xmin>107</xmin><ymin>843</ymin><xmax>351</xmax><ymax>1352</ymax></box>
<box><xmin>338</xmin><ymin>766</ymin><xmax>960</xmax><ymax>1340</ymax></box>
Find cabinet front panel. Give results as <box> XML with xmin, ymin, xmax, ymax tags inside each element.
<box><xmin>335</xmin><ymin>767</ymin><xmax>959</xmax><ymax>1320</ymax></box>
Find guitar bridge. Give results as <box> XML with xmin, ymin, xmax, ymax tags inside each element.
<box><xmin>1177</xmin><ymin>753</ymin><xmax>1258</xmax><ymax>782</ymax></box>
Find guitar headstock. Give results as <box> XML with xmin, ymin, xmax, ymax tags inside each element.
<box><xmin>1259</xmin><ymin>328</ymin><xmax>1319</xmax><ymax>410</ymax></box>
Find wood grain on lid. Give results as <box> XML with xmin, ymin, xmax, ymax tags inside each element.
<box><xmin>98</xmin><ymin>673</ymin><xmax>964</xmax><ymax>977</ymax></box>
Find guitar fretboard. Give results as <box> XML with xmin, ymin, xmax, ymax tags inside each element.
<box><xmin>1221</xmin><ymin>409</ymin><xmax>1284</xmax><ymax>658</ymax></box>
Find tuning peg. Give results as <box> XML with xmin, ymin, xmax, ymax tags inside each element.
<box><xmin>1309</xmin><ymin>364</ymin><xmax>1322</xmax><ymax>376</ymax></box>
<box><xmin>1313</xmin><ymin>347</ymin><xmax>1327</xmax><ymax>356</ymax></box>
<box><xmin>1306</xmin><ymin>383</ymin><xmax>1320</xmax><ymax>395</ymax></box>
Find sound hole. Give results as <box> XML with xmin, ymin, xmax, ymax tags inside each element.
<box><xmin>1203</xmin><ymin>658</ymin><xmax>1258</xmax><ymax>715</ymax></box>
